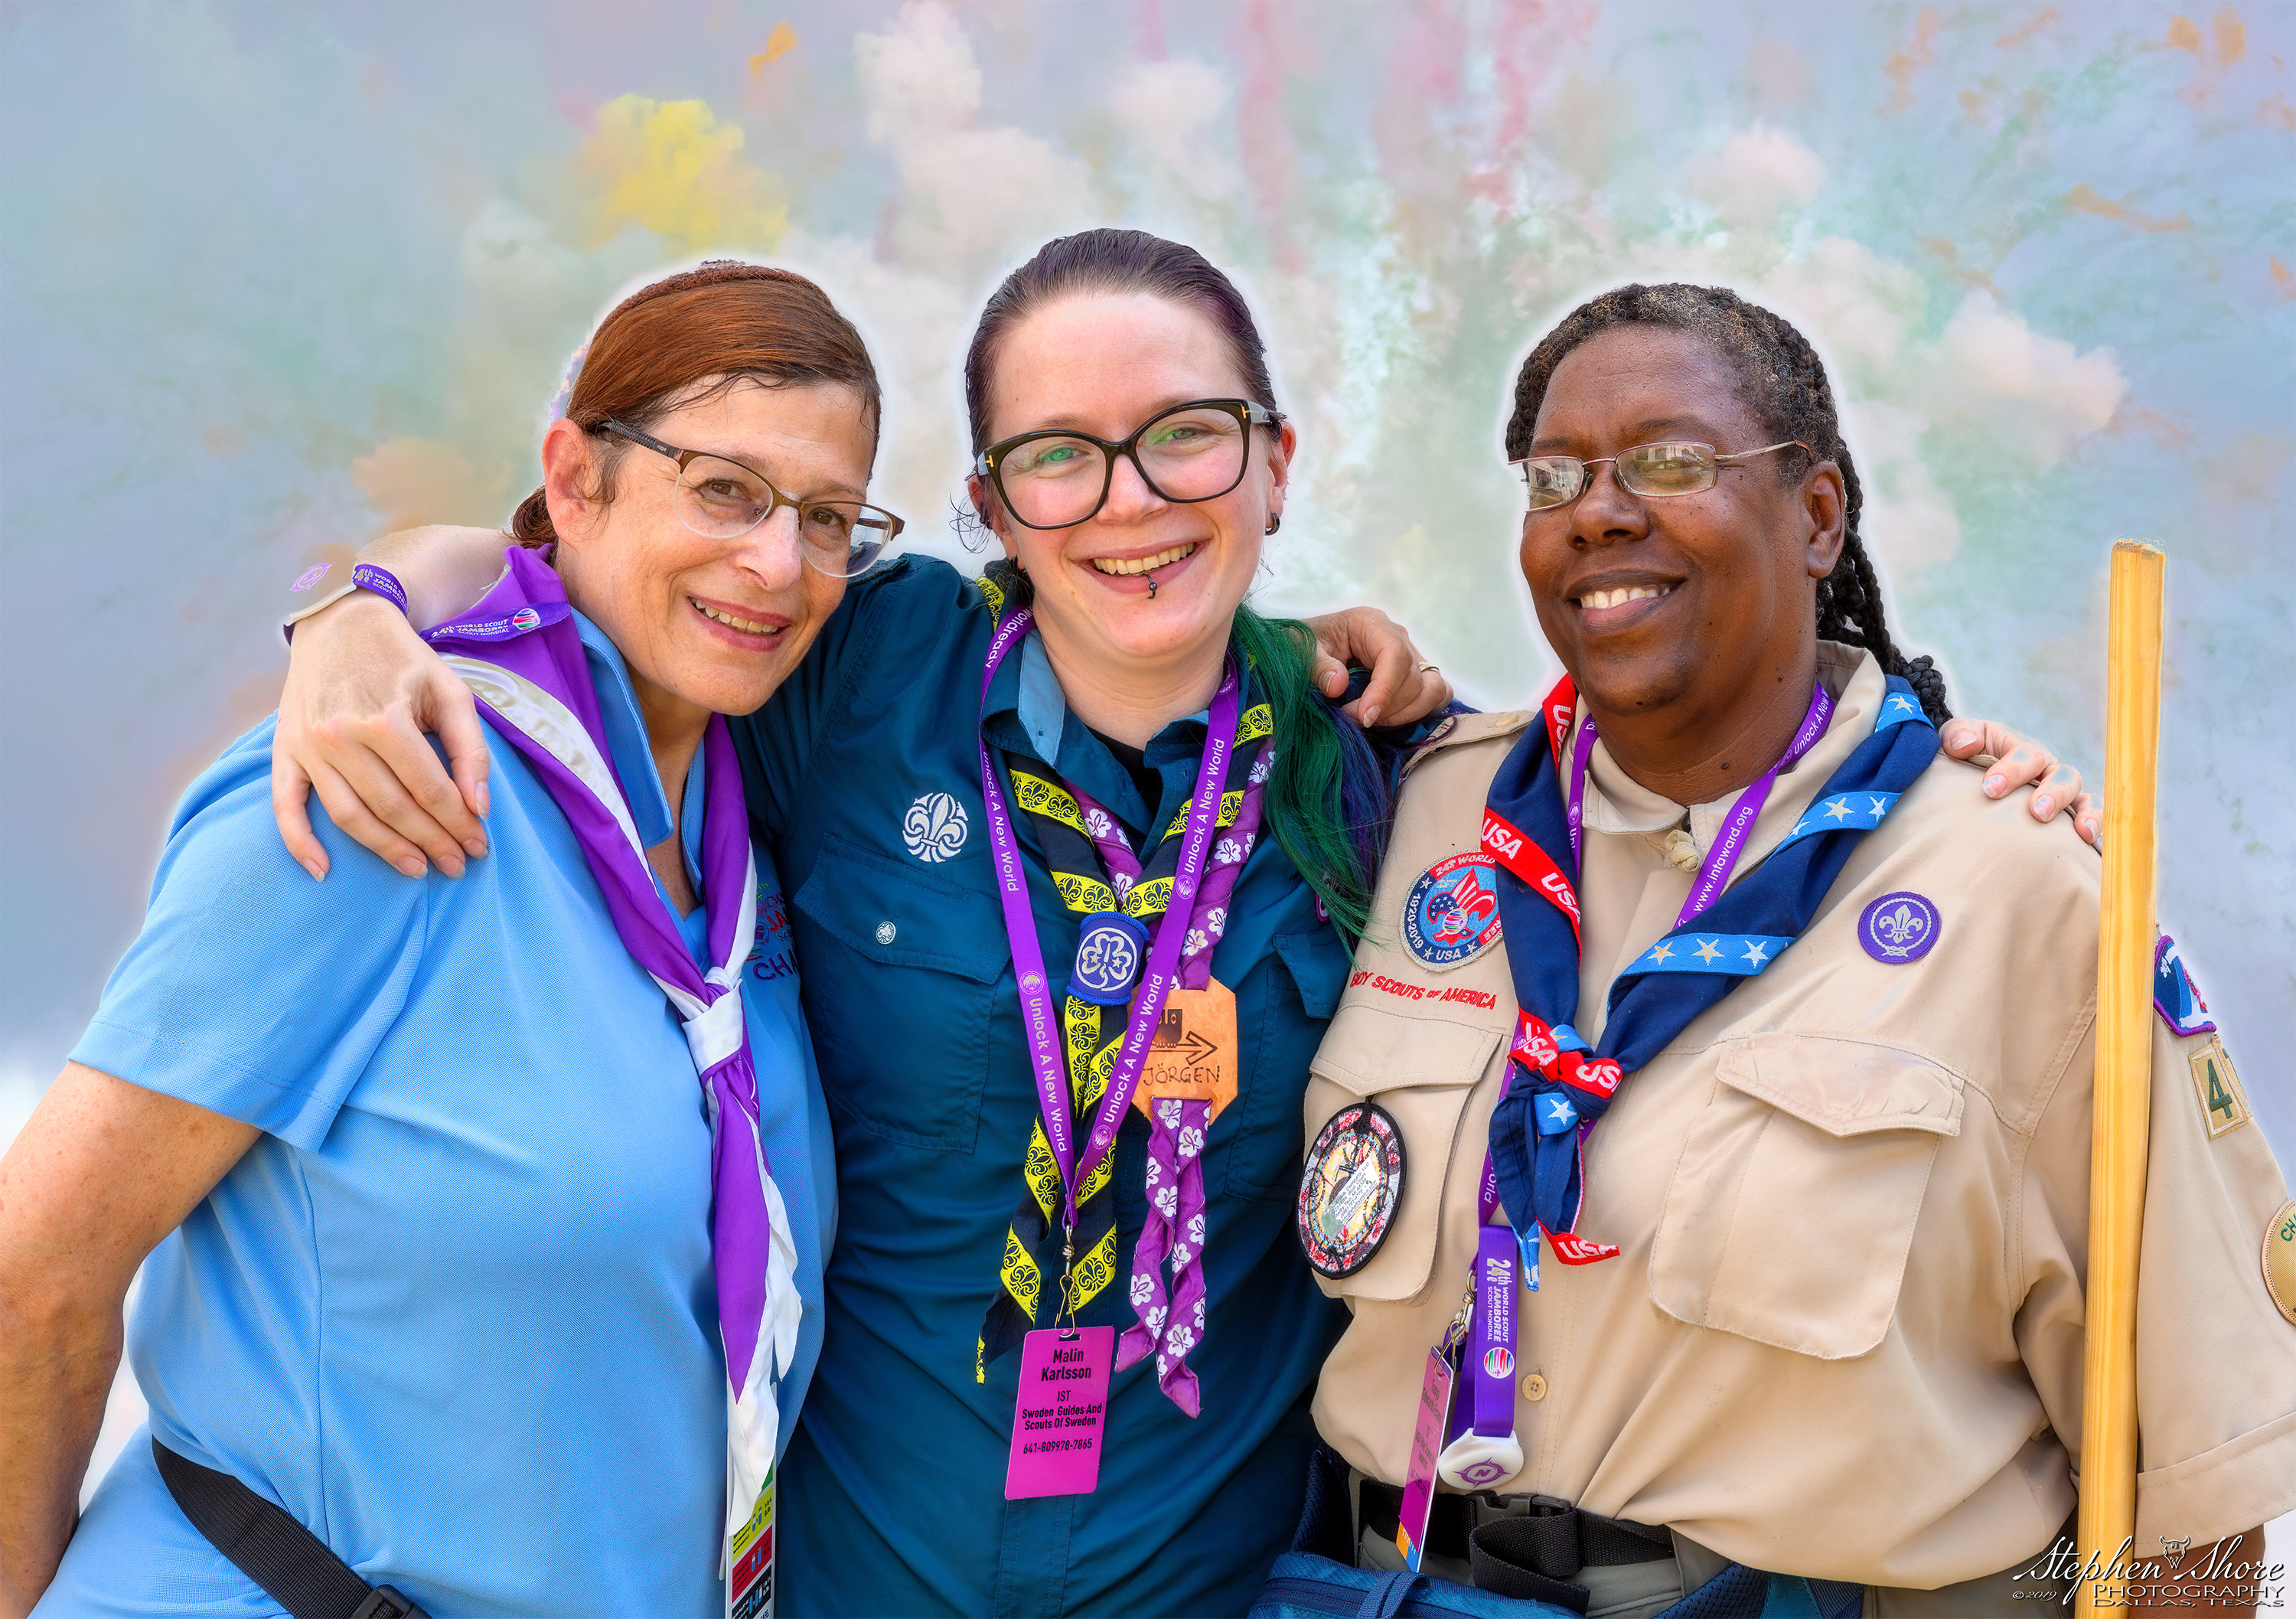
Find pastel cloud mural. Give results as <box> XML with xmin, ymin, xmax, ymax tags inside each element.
<box><xmin>3</xmin><ymin>0</ymin><xmax>2291</xmax><ymax>1167</ymax></box>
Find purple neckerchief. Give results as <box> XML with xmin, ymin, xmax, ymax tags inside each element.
<box><xmin>1567</xmin><ymin>684</ymin><xmax>1834</xmax><ymax>927</ymax></box>
<box><xmin>977</xmin><ymin>607</ymin><xmax>1241</xmax><ymax>1229</ymax></box>
<box><xmin>424</xmin><ymin>548</ymin><xmax>796</xmax><ymax>1549</ymax></box>
<box><xmin>1090</xmin><ymin>743</ymin><xmax>1272</xmax><ymax>1414</ymax></box>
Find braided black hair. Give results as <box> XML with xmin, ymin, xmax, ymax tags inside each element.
<box><xmin>1505</xmin><ymin>283</ymin><xmax>1952</xmax><ymax>725</ymax></box>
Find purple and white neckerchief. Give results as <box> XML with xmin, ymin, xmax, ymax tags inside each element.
<box><xmin>426</xmin><ymin>547</ymin><xmax>798</xmax><ymax>1599</ymax></box>
<box><xmin>1442</xmin><ymin>681</ymin><xmax>1835</xmax><ymax>1486</ymax></box>
<box><xmin>1061</xmin><ymin>756</ymin><xmax>1272</xmax><ymax>1415</ymax></box>
<box><xmin>977</xmin><ymin>606</ymin><xmax>1241</xmax><ymax>1414</ymax></box>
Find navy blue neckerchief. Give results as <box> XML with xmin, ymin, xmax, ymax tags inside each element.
<box><xmin>1482</xmin><ymin>672</ymin><xmax>1939</xmax><ymax>1260</ymax></box>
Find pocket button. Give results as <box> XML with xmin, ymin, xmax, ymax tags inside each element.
<box><xmin>876</xmin><ymin>921</ymin><xmax>897</xmax><ymax>945</ymax></box>
<box><xmin>1521</xmin><ymin>1372</ymin><xmax>1548</xmax><ymax>1402</ymax></box>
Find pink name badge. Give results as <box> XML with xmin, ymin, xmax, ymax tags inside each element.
<box><xmin>1004</xmin><ymin>1325</ymin><xmax>1114</xmax><ymax>1500</ymax></box>
<box><xmin>1394</xmin><ymin>1346</ymin><xmax>1456</xmax><ymax>1572</ymax></box>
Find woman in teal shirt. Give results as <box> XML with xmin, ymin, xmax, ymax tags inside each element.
<box><xmin>267</xmin><ymin>232</ymin><xmax>2095</xmax><ymax>1617</ymax></box>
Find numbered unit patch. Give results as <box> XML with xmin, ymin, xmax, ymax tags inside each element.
<box><xmin>2189</xmin><ymin>1035</ymin><xmax>2250</xmax><ymax>1139</ymax></box>
<box><xmin>1298</xmin><ymin>1102</ymin><xmax>1406</xmax><ymax>1278</ymax></box>
<box><xmin>1402</xmin><ymin>852</ymin><xmax>1504</xmax><ymax>971</ymax></box>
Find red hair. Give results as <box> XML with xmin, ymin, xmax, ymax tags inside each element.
<box><xmin>510</xmin><ymin>262</ymin><xmax>881</xmax><ymax>547</ymax></box>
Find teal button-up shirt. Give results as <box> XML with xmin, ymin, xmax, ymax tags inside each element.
<box><xmin>735</xmin><ymin>557</ymin><xmax>1352</xmax><ymax>1617</ymax></box>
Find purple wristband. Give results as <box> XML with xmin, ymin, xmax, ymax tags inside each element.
<box><xmin>281</xmin><ymin>560</ymin><xmax>411</xmax><ymax>645</ymax></box>
<box><xmin>351</xmin><ymin>563</ymin><xmax>409</xmax><ymax>613</ymax></box>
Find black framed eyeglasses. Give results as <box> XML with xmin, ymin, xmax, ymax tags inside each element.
<box><xmin>599</xmin><ymin>419</ymin><xmax>905</xmax><ymax>577</ymax></box>
<box><xmin>973</xmin><ymin>398</ymin><xmax>1285</xmax><ymax>531</ymax></box>
<box><xmin>1510</xmin><ymin>439</ymin><xmax>1809</xmax><ymax>512</ymax></box>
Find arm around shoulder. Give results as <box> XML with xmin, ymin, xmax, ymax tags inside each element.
<box><xmin>276</xmin><ymin>525</ymin><xmax>510</xmax><ymax>881</ymax></box>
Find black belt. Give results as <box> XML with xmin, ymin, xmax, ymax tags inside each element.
<box><xmin>153</xmin><ymin>1438</ymin><xmax>428</xmax><ymax>1619</ymax></box>
<box><xmin>1356</xmin><ymin>1475</ymin><xmax>1675</xmax><ymax>1614</ymax></box>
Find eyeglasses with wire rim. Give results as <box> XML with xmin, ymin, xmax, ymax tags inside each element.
<box><xmin>973</xmin><ymin>398</ymin><xmax>1286</xmax><ymax>531</ymax></box>
<box><xmin>598</xmin><ymin>418</ymin><xmax>905</xmax><ymax>577</ymax></box>
<box><xmin>1510</xmin><ymin>439</ymin><xmax>1810</xmax><ymax>512</ymax></box>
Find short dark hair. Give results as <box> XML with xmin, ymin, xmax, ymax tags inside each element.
<box><xmin>1505</xmin><ymin>282</ymin><xmax>1951</xmax><ymax>724</ymax></box>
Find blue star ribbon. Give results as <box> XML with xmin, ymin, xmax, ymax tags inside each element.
<box><xmin>1484</xmin><ymin>676</ymin><xmax>1939</xmax><ymax>1248</ymax></box>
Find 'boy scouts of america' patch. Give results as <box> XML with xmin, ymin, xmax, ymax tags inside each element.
<box><xmin>2153</xmin><ymin>935</ymin><xmax>2216</xmax><ymax>1037</ymax></box>
<box><xmin>1402</xmin><ymin>852</ymin><xmax>1504</xmax><ymax>970</ymax></box>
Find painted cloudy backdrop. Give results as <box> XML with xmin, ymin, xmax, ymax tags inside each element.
<box><xmin>5</xmin><ymin>0</ymin><xmax>2293</xmax><ymax>1154</ymax></box>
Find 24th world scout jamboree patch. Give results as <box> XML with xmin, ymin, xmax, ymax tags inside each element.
<box><xmin>1402</xmin><ymin>852</ymin><xmax>1503</xmax><ymax>971</ymax></box>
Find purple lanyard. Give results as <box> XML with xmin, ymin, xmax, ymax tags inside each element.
<box><xmin>1458</xmin><ymin>682</ymin><xmax>1836</xmax><ymax>1443</ymax></box>
<box><xmin>976</xmin><ymin>608</ymin><xmax>1241</xmax><ymax>1229</ymax></box>
<box><xmin>1564</xmin><ymin>684</ymin><xmax>1833</xmax><ymax>926</ymax></box>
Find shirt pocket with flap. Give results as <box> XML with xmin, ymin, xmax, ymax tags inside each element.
<box><xmin>1304</xmin><ymin>997</ymin><xmax>1502</xmax><ymax>1304</ymax></box>
<box><xmin>790</xmin><ymin>833</ymin><xmax>1009</xmax><ymax>1153</ymax></box>
<box><xmin>1649</xmin><ymin>1033</ymin><xmax>1963</xmax><ymax>1360</ymax></box>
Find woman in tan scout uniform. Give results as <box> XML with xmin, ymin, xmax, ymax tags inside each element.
<box><xmin>1296</xmin><ymin>285</ymin><xmax>2296</xmax><ymax>1616</ymax></box>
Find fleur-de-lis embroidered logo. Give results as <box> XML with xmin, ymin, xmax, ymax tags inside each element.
<box><xmin>1858</xmin><ymin>890</ymin><xmax>1942</xmax><ymax>964</ymax></box>
<box><xmin>1876</xmin><ymin>903</ymin><xmax>1925</xmax><ymax>947</ymax></box>
<box><xmin>1084</xmin><ymin>807</ymin><xmax>1114</xmax><ymax>840</ymax></box>
<box><xmin>902</xmin><ymin>792</ymin><xmax>968</xmax><ymax>862</ymax></box>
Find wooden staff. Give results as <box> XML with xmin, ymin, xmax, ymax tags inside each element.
<box><xmin>2077</xmin><ymin>540</ymin><xmax>2165</xmax><ymax>1617</ymax></box>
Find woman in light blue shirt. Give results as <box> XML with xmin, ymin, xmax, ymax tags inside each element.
<box><xmin>0</xmin><ymin>263</ymin><xmax>876</xmax><ymax>1617</ymax></box>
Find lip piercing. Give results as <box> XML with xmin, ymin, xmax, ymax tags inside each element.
<box><xmin>1145</xmin><ymin>570</ymin><xmax>1158</xmax><ymax>599</ymax></box>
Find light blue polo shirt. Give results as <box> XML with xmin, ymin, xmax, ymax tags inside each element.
<box><xmin>42</xmin><ymin>615</ymin><xmax>834</xmax><ymax>1618</ymax></box>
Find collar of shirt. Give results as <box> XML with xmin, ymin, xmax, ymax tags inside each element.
<box><xmin>571</xmin><ymin>609</ymin><xmax>708</xmax><ymax>891</ymax></box>
<box><xmin>984</xmin><ymin>630</ymin><xmax>1226</xmax><ymax>837</ymax></box>
<box><xmin>1579</xmin><ymin>641</ymin><xmax>1884</xmax><ymax>876</ymax></box>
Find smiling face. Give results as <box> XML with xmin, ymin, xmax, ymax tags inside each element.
<box><xmin>546</xmin><ymin>375</ymin><xmax>876</xmax><ymax>739</ymax></box>
<box><xmin>1517</xmin><ymin>323</ymin><xmax>1844</xmax><ymax>749</ymax></box>
<box><xmin>970</xmin><ymin>291</ymin><xmax>1293</xmax><ymax>683</ymax></box>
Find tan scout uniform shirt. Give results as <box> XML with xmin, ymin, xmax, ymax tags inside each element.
<box><xmin>1307</xmin><ymin>643</ymin><xmax>2296</xmax><ymax>1589</ymax></box>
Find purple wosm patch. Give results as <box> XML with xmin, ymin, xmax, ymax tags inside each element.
<box><xmin>1858</xmin><ymin>890</ymin><xmax>1939</xmax><ymax>964</ymax></box>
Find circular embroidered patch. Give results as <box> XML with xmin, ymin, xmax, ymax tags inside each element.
<box><xmin>1069</xmin><ymin>911</ymin><xmax>1149</xmax><ymax>1007</ymax></box>
<box><xmin>902</xmin><ymin>792</ymin><xmax>969</xmax><ymax>863</ymax></box>
<box><xmin>1297</xmin><ymin>1102</ymin><xmax>1406</xmax><ymax>1278</ymax></box>
<box><xmin>1401</xmin><ymin>852</ymin><xmax>1504</xmax><ymax>971</ymax></box>
<box><xmin>1858</xmin><ymin>890</ymin><xmax>1939</xmax><ymax>964</ymax></box>
<box><xmin>2264</xmin><ymin>1200</ymin><xmax>2296</xmax><ymax>1327</ymax></box>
